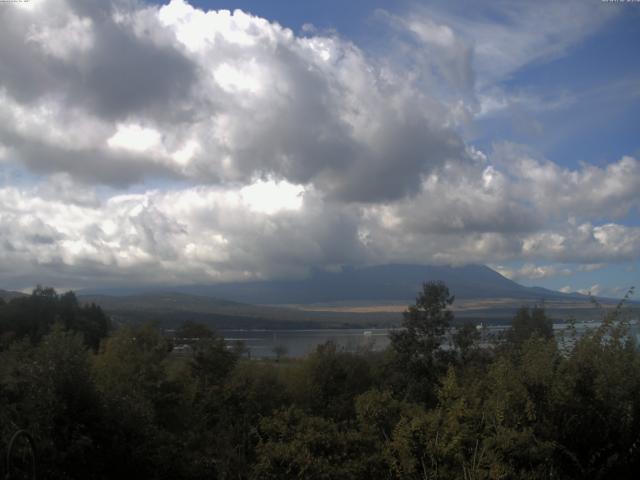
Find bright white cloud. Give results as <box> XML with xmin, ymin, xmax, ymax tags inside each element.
<box><xmin>213</xmin><ymin>62</ymin><xmax>264</xmax><ymax>94</ymax></box>
<box><xmin>240</xmin><ymin>179</ymin><xmax>304</xmax><ymax>214</ymax></box>
<box><xmin>0</xmin><ymin>182</ymin><xmax>367</xmax><ymax>288</ymax></box>
<box><xmin>107</xmin><ymin>124</ymin><xmax>162</xmax><ymax>153</ymax></box>
<box><xmin>577</xmin><ymin>284</ymin><xmax>601</xmax><ymax>296</ymax></box>
<box><xmin>493</xmin><ymin>263</ymin><xmax>573</xmax><ymax>281</ymax></box>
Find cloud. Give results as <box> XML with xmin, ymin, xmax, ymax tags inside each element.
<box><xmin>381</xmin><ymin>10</ymin><xmax>475</xmax><ymax>99</ymax></box>
<box><xmin>519</xmin><ymin>223</ymin><xmax>640</xmax><ymax>264</ymax></box>
<box><xmin>0</xmin><ymin>182</ymin><xmax>370</xmax><ymax>289</ymax></box>
<box><xmin>355</xmin><ymin>148</ymin><xmax>640</xmax><ymax>265</ymax></box>
<box><xmin>577</xmin><ymin>284</ymin><xmax>601</xmax><ymax>296</ymax></box>
<box><xmin>394</xmin><ymin>0</ymin><xmax>618</xmax><ymax>128</ymax></box>
<box><xmin>519</xmin><ymin>264</ymin><xmax>572</xmax><ymax>280</ymax></box>
<box><xmin>577</xmin><ymin>263</ymin><xmax>606</xmax><ymax>273</ymax></box>
<box><xmin>405</xmin><ymin>0</ymin><xmax>616</xmax><ymax>88</ymax></box>
<box><xmin>0</xmin><ymin>0</ymin><xmax>637</xmax><ymax>290</ymax></box>
<box><xmin>0</xmin><ymin>0</ymin><xmax>468</xmax><ymax>202</ymax></box>
<box><xmin>26</xmin><ymin>9</ymin><xmax>94</xmax><ymax>61</ymax></box>
<box><xmin>2</xmin><ymin>150</ymin><xmax>640</xmax><ymax>289</ymax></box>
<box><xmin>0</xmin><ymin>0</ymin><xmax>197</xmax><ymax>120</ymax></box>
<box><xmin>491</xmin><ymin>144</ymin><xmax>640</xmax><ymax>221</ymax></box>
<box><xmin>4</xmin><ymin>146</ymin><xmax>638</xmax><ymax>289</ymax></box>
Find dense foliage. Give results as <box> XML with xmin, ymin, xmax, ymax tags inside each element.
<box><xmin>0</xmin><ymin>283</ymin><xmax>639</xmax><ymax>479</ymax></box>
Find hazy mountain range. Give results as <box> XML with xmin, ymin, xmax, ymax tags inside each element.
<box><xmin>4</xmin><ymin>265</ymin><xmax>626</xmax><ymax>329</ymax></box>
<box><xmin>81</xmin><ymin>264</ymin><xmax>584</xmax><ymax>304</ymax></box>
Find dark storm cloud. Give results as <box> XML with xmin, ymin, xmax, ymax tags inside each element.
<box><xmin>78</xmin><ymin>19</ymin><xmax>197</xmax><ymax>121</ymax></box>
<box><xmin>0</xmin><ymin>0</ymin><xmax>197</xmax><ymax>122</ymax></box>
<box><xmin>0</xmin><ymin>129</ymin><xmax>182</xmax><ymax>187</ymax></box>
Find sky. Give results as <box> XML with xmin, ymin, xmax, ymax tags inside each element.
<box><xmin>0</xmin><ymin>0</ymin><xmax>638</xmax><ymax>296</ymax></box>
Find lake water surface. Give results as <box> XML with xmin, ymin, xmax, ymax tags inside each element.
<box><xmin>222</xmin><ymin>328</ymin><xmax>391</xmax><ymax>358</ymax></box>
<box><xmin>221</xmin><ymin>320</ymin><xmax>640</xmax><ymax>359</ymax></box>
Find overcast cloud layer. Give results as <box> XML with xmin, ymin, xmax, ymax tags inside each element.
<box><xmin>0</xmin><ymin>0</ymin><xmax>638</xmax><ymax>291</ymax></box>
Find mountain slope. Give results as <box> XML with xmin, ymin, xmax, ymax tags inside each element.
<box><xmin>79</xmin><ymin>291</ymin><xmax>399</xmax><ymax>329</ymax></box>
<box><xmin>113</xmin><ymin>264</ymin><xmax>583</xmax><ymax>305</ymax></box>
<box><xmin>75</xmin><ymin>265</ymin><xmax>627</xmax><ymax>329</ymax></box>
<box><xmin>0</xmin><ymin>289</ymin><xmax>27</xmax><ymax>301</ymax></box>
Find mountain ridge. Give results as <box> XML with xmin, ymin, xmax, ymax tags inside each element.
<box><xmin>0</xmin><ymin>289</ymin><xmax>27</xmax><ymax>301</ymax></box>
<box><xmin>80</xmin><ymin>264</ymin><xmax>586</xmax><ymax>304</ymax></box>
<box><xmin>74</xmin><ymin>264</ymin><xmax>626</xmax><ymax>329</ymax></box>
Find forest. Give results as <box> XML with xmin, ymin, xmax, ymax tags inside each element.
<box><xmin>0</xmin><ymin>283</ymin><xmax>639</xmax><ymax>479</ymax></box>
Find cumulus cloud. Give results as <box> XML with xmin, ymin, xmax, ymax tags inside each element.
<box><xmin>491</xmin><ymin>144</ymin><xmax>640</xmax><ymax>221</ymax></box>
<box><xmin>493</xmin><ymin>264</ymin><xmax>572</xmax><ymax>281</ymax></box>
<box><xmin>354</xmin><ymin>148</ymin><xmax>640</xmax><ymax>266</ymax></box>
<box><xmin>0</xmin><ymin>181</ymin><xmax>371</xmax><ymax>288</ymax></box>
<box><xmin>2</xmin><ymin>154</ymin><xmax>640</xmax><ymax>289</ymax></box>
<box><xmin>0</xmin><ymin>0</ymin><xmax>637</xmax><ymax>289</ymax></box>
<box><xmin>577</xmin><ymin>284</ymin><xmax>601</xmax><ymax>296</ymax></box>
<box><xmin>0</xmin><ymin>0</ymin><xmax>466</xmax><ymax>201</ymax></box>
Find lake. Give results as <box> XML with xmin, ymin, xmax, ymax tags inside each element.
<box><xmin>221</xmin><ymin>320</ymin><xmax>640</xmax><ymax>359</ymax></box>
<box><xmin>221</xmin><ymin>328</ymin><xmax>391</xmax><ymax>359</ymax></box>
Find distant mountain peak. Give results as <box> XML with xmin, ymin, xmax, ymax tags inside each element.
<box><xmin>83</xmin><ymin>263</ymin><xmax>579</xmax><ymax>305</ymax></box>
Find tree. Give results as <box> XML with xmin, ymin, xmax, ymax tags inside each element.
<box><xmin>190</xmin><ymin>335</ymin><xmax>238</xmax><ymax>390</ymax></box>
<box><xmin>0</xmin><ymin>325</ymin><xmax>106</xmax><ymax>479</ymax></box>
<box><xmin>204</xmin><ymin>362</ymin><xmax>291</xmax><ymax>479</ymax></box>
<box><xmin>252</xmin><ymin>407</ymin><xmax>377</xmax><ymax>480</ymax></box>
<box><xmin>289</xmin><ymin>341</ymin><xmax>373</xmax><ymax>421</ymax></box>
<box><xmin>505</xmin><ymin>305</ymin><xmax>553</xmax><ymax>347</ymax></box>
<box><xmin>386</xmin><ymin>368</ymin><xmax>487</xmax><ymax>480</ymax></box>
<box><xmin>548</xmin><ymin>294</ymin><xmax>640</xmax><ymax>478</ymax></box>
<box><xmin>176</xmin><ymin>320</ymin><xmax>215</xmax><ymax>340</ymax></box>
<box><xmin>388</xmin><ymin>281</ymin><xmax>455</xmax><ymax>403</ymax></box>
<box><xmin>452</xmin><ymin>321</ymin><xmax>481</xmax><ymax>364</ymax></box>
<box><xmin>272</xmin><ymin>344</ymin><xmax>288</xmax><ymax>362</ymax></box>
<box><xmin>92</xmin><ymin>324</ymin><xmax>183</xmax><ymax>479</ymax></box>
<box><xmin>0</xmin><ymin>287</ymin><xmax>109</xmax><ymax>350</ymax></box>
<box><xmin>355</xmin><ymin>389</ymin><xmax>416</xmax><ymax>442</ymax></box>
